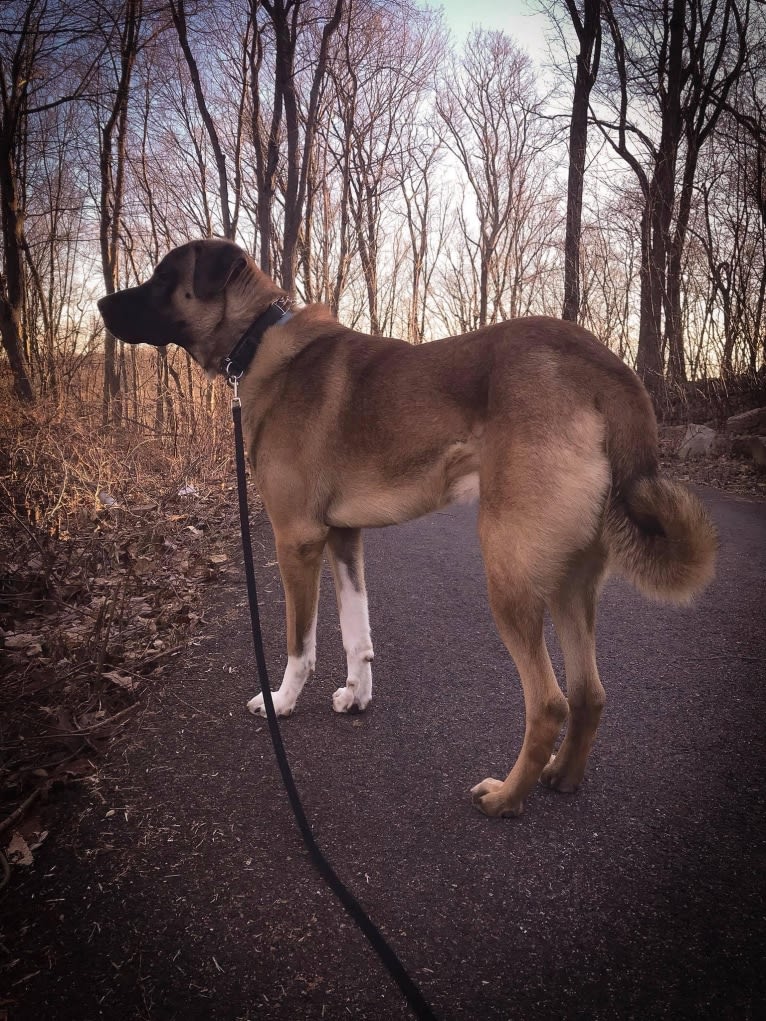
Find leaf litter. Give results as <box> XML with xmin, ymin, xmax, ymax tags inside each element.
<box><xmin>0</xmin><ymin>407</ymin><xmax>251</xmax><ymax>872</ymax></box>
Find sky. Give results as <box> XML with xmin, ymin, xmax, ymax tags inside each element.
<box><xmin>419</xmin><ymin>0</ymin><xmax>551</xmax><ymax>63</ymax></box>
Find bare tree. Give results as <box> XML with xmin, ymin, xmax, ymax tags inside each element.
<box><xmin>664</xmin><ymin>0</ymin><xmax>749</xmax><ymax>381</ymax></box>
<box><xmin>578</xmin><ymin>190</ymin><xmax>641</xmax><ymax>359</ymax></box>
<box><xmin>23</xmin><ymin>100</ymin><xmax>96</xmax><ymax>394</ymax></box>
<box><xmin>597</xmin><ymin>0</ymin><xmax>685</xmax><ymax>388</ymax></box>
<box><xmin>695</xmin><ymin>95</ymin><xmax>766</xmax><ymax>374</ymax></box>
<box><xmin>255</xmin><ymin>0</ymin><xmax>344</xmax><ymax>290</ymax></box>
<box><xmin>560</xmin><ymin>0</ymin><xmax>601</xmax><ymax>323</ymax></box>
<box><xmin>437</xmin><ymin>29</ymin><xmax>556</xmax><ymax>329</ymax></box>
<box><xmin>396</xmin><ymin>131</ymin><xmax>445</xmax><ymax>343</ymax></box>
<box><xmin>596</xmin><ymin>0</ymin><xmax>750</xmax><ymax>388</ymax></box>
<box><xmin>97</xmin><ymin>0</ymin><xmax>144</xmax><ymax>425</ymax></box>
<box><xmin>328</xmin><ymin>1</ymin><xmax>441</xmax><ymax>332</ymax></box>
<box><xmin>0</xmin><ymin>1</ymin><xmax>100</xmax><ymax>401</ymax></box>
<box><xmin>168</xmin><ymin>0</ymin><xmax>244</xmax><ymax>240</ymax></box>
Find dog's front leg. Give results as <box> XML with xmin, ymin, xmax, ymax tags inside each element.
<box><xmin>327</xmin><ymin>528</ymin><xmax>374</xmax><ymax>713</ymax></box>
<box><xmin>247</xmin><ymin>531</ymin><xmax>326</xmax><ymax>718</ymax></box>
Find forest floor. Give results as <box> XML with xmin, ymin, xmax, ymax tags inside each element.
<box><xmin>660</xmin><ymin>446</ymin><xmax>765</xmax><ymax>496</ymax></box>
<box><xmin>0</xmin><ymin>437</ymin><xmax>762</xmax><ymax>907</ymax></box>
<box><xmin>1</xmin><ymin>443</ymin><xmax>764</xmax><ymax>885</ymax></box>
<box><xmin>0</xmin><ymin>448</ymin><xmax>763</xmax><ymax>1021</ymax></box>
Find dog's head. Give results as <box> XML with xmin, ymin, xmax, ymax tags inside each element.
<box><xmin>97</xmin><ymin>239</ymin><xmax>285</xmax><ymax>375</ymax></box>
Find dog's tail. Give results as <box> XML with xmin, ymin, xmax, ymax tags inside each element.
<box><xmin>602</xmin><ymin>386</ymin><xmax>717</xmax><ymax>604</ymax></box>
<box><xmin>604</xmin><ymin>475</ymin><xmax>717</xmax><ymax>603</ymax></box>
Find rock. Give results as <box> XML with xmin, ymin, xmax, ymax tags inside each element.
<box><xmin>726</xmin><ymin>406</ymin><xmax>766</xmax><ymax>435</ymax></box>
<box><xmin>658</xmin><ymin>424</ymin><xmax>688</xmax><ymax>452</ymax></box>
<box><xmin>731</xmin><ymin>435</ymin><xmax>766</xmax><ymax>471</ymax></box>
<box><xmin>678</xmin><ymin>424</ymin><xmax>719</xmax><ymax>460</ymax></box>
<box><xmin>712</xmin><ymin>433</ymin><xmax>733</xmax><ymax>456</ymax></box>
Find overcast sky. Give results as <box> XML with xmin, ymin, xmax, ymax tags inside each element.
<box><xmin>419</xmin><ymin>0</ymin><xmax>550</xmax><ymax>61</ymax></box>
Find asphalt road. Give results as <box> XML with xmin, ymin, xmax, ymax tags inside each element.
<box><xmin>3</xmin><ymin>486</ymin><xmax>765</xmax><ymax>1020</ymax></box>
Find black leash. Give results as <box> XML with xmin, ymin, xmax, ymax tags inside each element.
<box><xmin>230</xmin><ymin>386</ymin><xmax>438</xmax><ymax>1021</ymax></box>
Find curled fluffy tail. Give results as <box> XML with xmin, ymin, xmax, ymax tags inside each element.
<box><xmin>605</xmin><ymin>476</ymin><xmax>717</xmax><ymax>603</ymax></box>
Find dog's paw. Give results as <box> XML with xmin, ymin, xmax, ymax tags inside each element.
<box><xmin>247</xmin><ymin>690</ymin><xmax>295</xmax><ymax>718</ymax></box>
<box><xmin>332</xmin><ymin>686</ymin><xmax>370</xmax><ymax>714</ymax></box>
<box><xmin>540</xmin><ymin>755</ymin><xmax>580</xmax><ymax>793</ymax></box>
<box><xmin>470</xmin><ymin>778</ymin><xmax>524</xmax><ymax>818</ymax></box>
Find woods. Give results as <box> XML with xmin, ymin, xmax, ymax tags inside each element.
<box><xmin>1</xmin><ymin>3</ymin><xmax>765</xmax><ymax>992</ymax></box>
<box><xmin>0</xmin><ymin>0</ymin><xmax>764</xmax><ymax>411</ymax></box>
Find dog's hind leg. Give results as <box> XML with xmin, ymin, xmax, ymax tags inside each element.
<box><xmin>327</xmin><ymin>527</ymin><xmax>374</xmax><ymax>713</ymax></box>
<box><xmin>541</xmin><ymin>543</ymin><xmax>608</xmax><ymax>793</ymax></box>
<box><xmin>471</xmin><ymin>537</ymin><xmax>569</xmax><ymax>817</ymax></box>
<box><xmin>471</xmin><ymin>406</ymin><xmax>609</xmax><ymax>816</ymax></box>
<box><xmin>247</xmin><ymin>531</ymin><xmax>326</xmax><ymax>718</ymax></box>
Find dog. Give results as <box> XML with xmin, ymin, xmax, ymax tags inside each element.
<box><xmin>98</xmin><ymin>238</ymin><xmax>717</xmax><ymax>818</ymax></box>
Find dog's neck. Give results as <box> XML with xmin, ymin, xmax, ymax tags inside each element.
<box><xmin>221</xmin><ymin>297</ymin><xmax>293</xmax><ymax>380</ymax></box>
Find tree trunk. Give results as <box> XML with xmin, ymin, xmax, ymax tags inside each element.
<box><xmin>264</xmin><ymin>0</ymin><xmax>344</xmax><ymax>292</ymax></box>
<box><xmin>268</xmin><ymin>0</ymin><xmax>300</xmax><ymax>289</ymax></box>
<box><xmin>478</xmin><ymin>255</ymin><xmax>489</xmax><ymax>329</ymax></box>
<box><xmin>601</xmin><ymin>0</ymin><xmax>683</xmax><ymax>390</ymax></box>
<box><xmin>170</xmin><ymin>0</ymin><xmax>234</xmax><ymax>238</ymax></box>
<box><xmin>99</xmin><ymin>0</ymin><xmax>141</xmax><ymax>426</ymax></box>
<box><xmin>0</xmin><ymin>163</ymin><xmax>33</xmax><ymax>398</ymax></box>
<box><xmin>665</xmin><ymin>168</ymin><xmax>691</xmax><ymax>383</ymax></box>
<box><xmin>562</xmin><ymin>0</ymin><xmax>601</xmax><ymax>323</ymax></box>
<box><xmin>664</xmin><ymin>0</ymin><xmax>748</xmax><ymax>383</ymax></box>
<box><xmin>0</xmin><ymin>69</ymin><xmax>34</xmax><ymax>401</ymax></box>
<box><xmin>635</xmin><ymin>204</ymin><xmax>664</xmax><ymax>386</ymax></box>
<box><xmin>248</xmin><ymin>3</ymin><xmax>278</xmax><ymax>274</ymax></box>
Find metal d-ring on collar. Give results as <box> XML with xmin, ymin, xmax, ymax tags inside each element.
<box><xmin>223</xmin><ymin>297</ymin><xmax>293</xmax><ymax>387</ymax></box>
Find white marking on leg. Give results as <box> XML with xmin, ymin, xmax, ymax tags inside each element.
<box><xmin>333</xmin><ymin>561</ymin><xmax>374</xmax><ymax>713</ymax></box>
<box><xmin>247</xmin><ymin>612</ymin><xmax>317</xmax><ymax>718</ymax></box>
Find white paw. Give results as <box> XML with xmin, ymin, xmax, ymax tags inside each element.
<box><xmin>247</xmin><ymin>690</ymin><xmax>295</xmax><ymax>718</ymax></box>
<box><xmin>332</xmin><ymin>685</ymin><xmax>371</xmax><ymax>714</ymax></box>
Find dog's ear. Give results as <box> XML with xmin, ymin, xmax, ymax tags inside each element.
<box><xmin>192</xmin><ymin>241</ymin><xmax>247</xmax><ymax>301</ymax></box>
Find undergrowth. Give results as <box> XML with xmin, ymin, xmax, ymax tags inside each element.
<box><xmin>0</xmin><ymin>362</ymin><xmax>249</xmax><ymax>862</ymax></box>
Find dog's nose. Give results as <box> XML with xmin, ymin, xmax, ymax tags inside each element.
<box><xmin>96</xmin><ymin>295</ymin><xmax>107</xmax><ymax>312</ymax></box>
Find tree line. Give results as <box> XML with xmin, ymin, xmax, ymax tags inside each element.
<box><xmin>0</xmin><ymin>0</ymin><xmax>763</xmax><ymax>418</ymax></box>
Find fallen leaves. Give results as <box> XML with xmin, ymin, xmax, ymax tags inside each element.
<box><xmin>3</xmin><ymin>812</ymin><xmax>50</xmax><ymax>872</ymax></box>
<box><xmin>4</xmin><ymin>634</ymin><xmax>40</xmax><ymax>651</ymax></box>
<box><xmin>6</xmin><ymin>833</ymin><xmax>33</xmax><ymax>867</ymax></box>
<box><xmin>0</xmin><ymin>376</ymin><xmax>259</xmax><ymax>878</ymax></box>
<box><xmin>102</xmin><ymin>669</ymin><xmax>136</xmax><ymax>691</ymax></box>
<box><xmin>1</xmin><ymin>474</ymin><xmax>244</xmax><ymax>859</ymax></box>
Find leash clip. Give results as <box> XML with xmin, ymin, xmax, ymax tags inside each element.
<box><xmin>224</xmin><ymin>357</ymin><xmax>243</xmax><ymax>407</ymax></box>
<box><xmin>228</xmin><ymin>373</ymin><xmax>241</xmax><ymax>408</ymax></box>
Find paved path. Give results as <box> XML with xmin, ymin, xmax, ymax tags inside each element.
<box><xmin>3</xmin><ymin>488</ymin><xmax>765</xmax><ymax>1020</ymax></box>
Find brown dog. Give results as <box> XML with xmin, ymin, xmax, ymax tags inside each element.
<box><xmin>98</xmin><ymin>239</ymin><xmax>717</xmax><ymax>818</ymax></box>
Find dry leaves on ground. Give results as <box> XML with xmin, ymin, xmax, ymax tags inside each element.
<box><xmin>0</xmin><ymin>400</ymin><xmax>250</xmax><ymax>871</ymax></box>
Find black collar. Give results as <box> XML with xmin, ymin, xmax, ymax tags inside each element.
<box><xmin>221</xmin><ymin>298</ymin><xmax>292</xmax><ymax>381</ymax></box>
